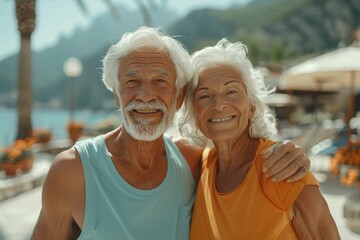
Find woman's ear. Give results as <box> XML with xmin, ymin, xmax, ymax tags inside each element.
<box><xmin>176</xmin><ymin>84</ymin><xmax>188</xmax><ymax>110</ymax></box>
<box><xmin>249</xmin><ymin>105</ymin><xmax>255</xmax><ymax>119</ymax></box>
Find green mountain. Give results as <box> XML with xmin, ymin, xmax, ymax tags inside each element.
<box><xmin>1</xmin><ymin>0</ymin><xmax>359</xmax><ymax>110</ymax></box>
<box><xmin>170</xmin><ymin>0</ymin><xmax>360</xmax><ymax>64</ymax></box>
<box><xmin>0</xmin><ymin>4</ymin><xmax>179</xmax><ymax>110</ymax></box>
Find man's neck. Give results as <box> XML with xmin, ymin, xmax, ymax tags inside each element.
<box><xmin>104</xmin><ymin>126</ymin><xmax>168</xmax><ymax>190</ymax></box>
<box><xmin>107</xmin><ymin>126</ymin><xmax>166</xmax><ymax>169</ymax></box>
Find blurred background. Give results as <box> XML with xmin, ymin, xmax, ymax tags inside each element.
<box><xmin>0</xmin><ymin>0</ymin><xmax>360</xmax><ymax>239</ymax></box>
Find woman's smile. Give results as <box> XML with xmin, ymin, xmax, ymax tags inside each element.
<box><xmin>208</xmin><ymin>115</ymin><xmax>236</xmax><ymax>123</ymax></box>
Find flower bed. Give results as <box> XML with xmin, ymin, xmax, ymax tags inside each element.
<box><xmin>330</xmin><ymin>138</ymin><xmax>360</xmax><ymax>188</ymax></box>
<box><xmin>0</xmin><ymin>138</ymin><xmax>35</xmax><ymax>176</ymax></box>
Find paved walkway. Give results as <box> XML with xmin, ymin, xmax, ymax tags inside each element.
<box><xmin>0</xmin><ymin>152</ymin><xmax>359</xmax><ymax>239</ymax></box>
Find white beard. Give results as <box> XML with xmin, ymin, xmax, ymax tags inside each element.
<box><xmin>121</xmin><ymin>99</ymin><xmax>176</xmax><ymax>141</ymax></box>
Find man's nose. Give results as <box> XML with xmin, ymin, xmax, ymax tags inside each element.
<box><xmin>136</xmin><ymin>82</ymin><xmax>156</xmax><ymax>103</ymax></box>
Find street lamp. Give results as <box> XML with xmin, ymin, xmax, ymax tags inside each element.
<box><xmin>63</xmin><ymin>57</ymin><xmax>83</xmax><ymax>121</ymax></box>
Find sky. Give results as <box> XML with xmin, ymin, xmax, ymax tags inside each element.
<box><xmin>0</xmin><ymin>0</ymin><xmax>251</xmax><ymax>62</ymax></box>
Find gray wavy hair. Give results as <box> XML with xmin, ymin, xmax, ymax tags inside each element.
<box><xmin>176</xmin><ymin>39</ymin><xmax>279</xmax><ymax>147</ymax></box>
<box><xmin>102</xmin><ymin>26</ymin><xmax>193</xmax><ymax>104</ymax></box>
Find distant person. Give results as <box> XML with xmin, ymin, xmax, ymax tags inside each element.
<box><xmin>177</xmin><ymin>39</ymin><xmax>340</xmax><ymax>239</ymax></box>
<box><xmin>31</xmin><ymin>27</ymin><xmax>311</xmax><ymax>239</ymax></box>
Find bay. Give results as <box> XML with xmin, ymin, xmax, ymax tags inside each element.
<box><xmin>0</xmin><ymin>108</ymin><xmax>122</xmax><ymax>147</ymax></box>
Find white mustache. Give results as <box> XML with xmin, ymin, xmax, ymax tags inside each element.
<box><xmin>124</xmin><ymin>100</ymin><xmax>167</xmax><ymax>112</ymax></box>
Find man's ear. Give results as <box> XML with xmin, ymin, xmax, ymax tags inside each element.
<box><xmin>113</xmin><ymin>91</ymin><xmax>120</xmax><ymax>108</ymax></box>
<box><xmin>176</xmin><ymin>84</ymin><xmax>188</xmax><ymax>110</ymax></box>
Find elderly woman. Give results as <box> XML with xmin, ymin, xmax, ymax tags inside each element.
<box><xmin>178</xmin><ymin>39</ymin><xmax>340</xmax><ymax>239</ymax></box>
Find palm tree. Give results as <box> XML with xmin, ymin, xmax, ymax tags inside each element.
<box><xmin>13</xmin><ymin>0</ymin><xmax>157</xmax><ymax>141</ymax></box>
<box><xmin>15</xmin><ymin>0</ymin><xmax>36</xmax><ymax>140</ymax></box>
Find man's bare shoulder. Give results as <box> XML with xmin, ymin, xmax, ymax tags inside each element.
<box><xmin>173</xmin><ymin>137</ymin><xmax>203</xmax><ymax>157</ymax></box>
<box><xmin>32</xmin><ymin>147</ymin><xmax>85</xmax><ymax>239</ymax></box>
<box><xmin>43</xmin><ymin>147</ymin><xmax>85</xmax><ymax>201</ymax></box>
<box><xmin>48</xmin><ymin>148</ymin><xmax>83</xmax><ymax>181</ymax></box>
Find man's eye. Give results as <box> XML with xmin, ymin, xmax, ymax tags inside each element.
<box><xmin>126</xmin><ymin>79</ymin><xmax>137</xmax><ymax>84</ymax></box>
<box><xmin>199</xmin><ymin>95</ymin><xmax>210</xmax><ymax>99</ymax></box>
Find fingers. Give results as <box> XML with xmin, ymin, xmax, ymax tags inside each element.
<box><xmin>262</xmin><ymin>140</ymin><xmax>311</xmax><ymax>182</ymax></box>
<box><xmin>261</xmin><ymin>141</ymin><xmax>285</xmax><ymax>172</ymax></box>
<box><xmin>295</xmin><ymin>152</ymin><xmax>311</xmax><ymax>172</ymax></box>
<box><xmin>270</xmin><ymin>156</ymin><xmax>308</xmax><ymax>182</ymax></box>
<box><xmin>267</xmin><ymin>155</ymin><xmax>300</xmax><ymax>182</ymax></box>
<box><xmin>262</xmin><ymin>141</ymin><xmax>302</xmax><ymax>173</ymax></box>
<box><xmin>286</xmin><ymin>166</ymin><xmax>308</xmax><ymax>183</ymax></box>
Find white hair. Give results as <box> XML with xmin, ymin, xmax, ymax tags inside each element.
<box><xmin>176</xmin><ymin>38</ymin><xmax>279</xmax><ymax>147</ymax></box>
<box><xmin>102</xmin><ymin>26</ymin><xmax>193</xmax><ymax>105</ymax></box>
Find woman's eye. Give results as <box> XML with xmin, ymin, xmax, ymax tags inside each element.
<box><xmin>156</xmin><ymin>78</ymin><xmax>167</xmax><ymax>83</ymax></box>
<box><xmin>227</xmin><ymin>90</ymin><xmax>237</xmax><ymax>94</ymax></box>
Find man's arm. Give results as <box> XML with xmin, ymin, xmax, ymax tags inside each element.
<box><xmin>262</xmin><ymin>141</ymin><xmax>311</xmax><ymax>182</ymax></box>
<box><xmin>32</xmin><ymin>148</ymin><xmax>84</xmax><ymax>240</ymax></box>
<box><xmin>291</xmin><ymin>185</ymin><xmax>340</xmax><ymax>239</ymax></box>
<box><xmin>175</xmin><ymin>139</ymin><xmax>310</xmax><ymax>184</ymax></box>
<box><xmin>174</xmin><ymin>138</ymin><xmax>203</xmax><ymax>183</ymax></box>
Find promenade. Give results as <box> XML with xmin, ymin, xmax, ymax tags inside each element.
<box><xmin>0</xmin><ymin>143</ymin><xmax>359</xmax><ymax>239</ymax></box>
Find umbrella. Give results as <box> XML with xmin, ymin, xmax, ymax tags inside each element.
<box><xmin>278</xmin><ymin>43</ymin><xmax>360</xmax><ymax>137</ymax></box>
<box><xmin>264</xmin><ymin>93</ymin><xmax>296</xmax><ymax>107</ymax></box>
<box><xmin>279</xmin><ymin>44</ymin><xmax>360</xmax><ymax>92</ymax></box>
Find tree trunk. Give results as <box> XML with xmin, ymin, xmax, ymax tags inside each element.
<box><xmin>16</xmin><ymin>36</ymin><xmax>33</xmax><ymax>140</ymax></box>
<box><xmin>15</xmin><ymin>0</ymin><xmax>36</xmax><ymax>140</ymax></box>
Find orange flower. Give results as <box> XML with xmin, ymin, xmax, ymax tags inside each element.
<box><xmin>341</xmin><ymin>169</ymin><xmax>359</xmax><ymax>186</ymax></box>
<box><xmin>66</xmin><ymin>121</ymin><xmax>85</xmax><ymax>142</ymax></box>
<box><xmin>0</xmin><ymin>138</ymin><xmax>35</xmax><ymax>163</ymax></box>
<box><xmin>331</xmin><ymin>139</ymin><xmax>360</xmax><ymax>188</ymax></box>
<box><xmin>8</xmin><ymin>148</ymin><xmax>22</xmax><ymax>160</ymax></box>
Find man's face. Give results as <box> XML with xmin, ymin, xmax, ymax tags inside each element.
<box><xmin>117</xmin><ymin>47</ymin><xmax>178</xmax><ymax>141</ymax></box>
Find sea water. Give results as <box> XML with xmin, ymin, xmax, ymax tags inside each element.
<box><xmin>0</xmin><ymin>108</ymin><xmax>122</xmax><ymax>147</ymax></box>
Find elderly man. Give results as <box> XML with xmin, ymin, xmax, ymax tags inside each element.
<box><xmin>32</xmin><ymin>27</ymin><xmax>310</xmax><ymax>239</ymax></box>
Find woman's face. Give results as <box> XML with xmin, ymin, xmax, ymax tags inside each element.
<box><xmin>193</xmin><ymin>64</ymin><xmax>254</xmax><ymax>143</ymax></box>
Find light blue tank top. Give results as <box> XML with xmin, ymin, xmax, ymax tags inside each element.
<box><xmin>75</xmin><ymin>134</ymin><xmax>196</xmax><ymax>240</ymax></box>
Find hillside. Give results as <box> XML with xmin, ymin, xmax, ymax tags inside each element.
<box><xmin>170</xmin><ymin>0</ymin><xmax>360</xmax><ymax>64</ymax></box>
<box><xmin>0</xmin><ymin>4</ymin><xmax>179</xmax><ymax>109</ymax></box>
<box><xmin>1</xmin><ymin>0</ymin><xmax>359</xmax><ymax>110</ymax></box>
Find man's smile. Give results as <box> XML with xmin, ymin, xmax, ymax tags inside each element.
<box><xmin>133</xmin><ymin>109</ymin><xmax>161</xmax><ymax>114</ymax></box>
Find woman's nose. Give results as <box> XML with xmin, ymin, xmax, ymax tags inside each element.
<box><xmin>212</xmin><ymin>95</ymin><xmax>227</xmax><ymax>111</ymax></box>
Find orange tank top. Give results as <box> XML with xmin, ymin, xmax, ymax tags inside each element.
<box><xmin>189</xmin><ymin>139</ymin><xmax>319</xmax><ymax>240</ymax></box>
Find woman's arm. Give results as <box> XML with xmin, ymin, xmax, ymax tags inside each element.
<box><xmin>291</xmin><ymin>185</ymin><xmax>340</xmax><ymax>240</ymax></box>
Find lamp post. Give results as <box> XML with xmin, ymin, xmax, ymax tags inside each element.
<box><xmin>63</xmin><ymin>57</ymin><xmax>83</xmax><ymax>121</ymax></box>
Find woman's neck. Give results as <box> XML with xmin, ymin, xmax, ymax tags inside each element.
<box><xmin>214</xmin><ymin>134</ymin><xmax>259</xmax><ymax>173</ymax></box>
<box><xmin>213</xmin><ymin>134</ymin><xmax>260</xmax><ymax>193</ymax></box>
